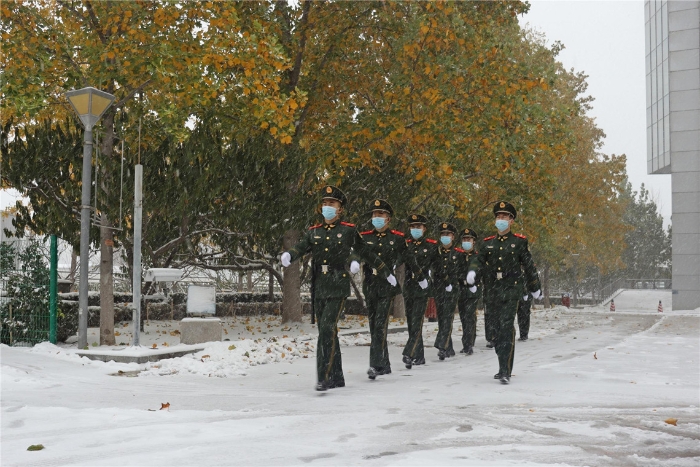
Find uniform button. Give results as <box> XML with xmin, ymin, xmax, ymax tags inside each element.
<box><xmin>498</xmin><ymin>267</ymin><xmax>501</xmax><ymax>270</ymax></box>
<box><xmin>514</xmin><ymin>281</ymin><xmax>517</xmax><ymax>284</ymax></box>
<box><xmin>500</xmin><ymin>247</ymin><xmax>503</xmax><ymax>250</ymax></box>
<box><xmin>326</xmin><ymin>237</ymin><xmax>329</xmax><ymax>240</ymax></box>
<box><xmin>499</xmin><ymin>257</ymin><xmax>502</xmax><ymax>260</ymax></box>
<box><xmin>324</xmin><ymin>248</ymin><xmax>328</xmax><ymax>251</ymax></box>
<box><xmin>323</xmin><ymin>260</ymin><xmax>327</xmax><ymax>263</ymax></box>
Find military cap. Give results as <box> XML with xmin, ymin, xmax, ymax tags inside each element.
<box><xmin>438</xmin><ymin>222</ymin><xmax>458</xmax><ymax>234</ymax></box>
<box><xmin>369</xmin><ymin>198</ymin><xmax>393</xmax><ymax>216</ymax></box>
<box><xmin>461</xmin><ymin>228</ymin><xmax>478</xmax><ymax>239</ymax></box>
<box><xmin>321</xmin><ymin>185</ymin><xmax>347</xmax><ymax>206</ymax></box>
<box><xmin>407</xmin><ymin>213</ymin><xmax>428</xmax><ymax>225</ymax></box>
<box><xmin>493</xmin><ymin>200</ymin><xmax>517</xmax><ymax>219</ymax></box>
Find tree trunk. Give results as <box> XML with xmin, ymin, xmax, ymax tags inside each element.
<box><xmin>268</xmin><ymin>269</ymin><xmax>274</xmax><ymax>301</ymax></box>
<box><xmin>281</xmin><ymin>229</ymin><xmax>302</xmax><ymax>323</ymax></box>
<box><xmin>238</xmin><ymin>271</ymin><xmax>243</xmax><ymax>292</ymax></box>
<box><xmin>68</xmin><ymin>248</ymin><xmax>78</xmax><ymax>291</ymax></box>
<box><xmin>99</xmin><ymin>219</ymin><xmax>116</xmax><ymax>345</ymax></box>
<box><xmin>391</xmin><ymin>263</ymin><xmax>406</xmax><ymax>318</ymax></box>
<box><xmin>247</xmin><ymin>271</ymin><xmax>253</xmax><ymax>292</ymax></box>
<box><xmin>543</xmin><ymin>264</ymin><xmax>551</xmax><ymax>309</ymax></box>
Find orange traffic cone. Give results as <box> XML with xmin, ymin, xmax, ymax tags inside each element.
<box><xmin>658</xmin><ymin>300</ymin><xmax>663</xmax><ymax>313</ymax></box>
<box><xmin>609</xmin><ymin>300</ymin><xmax>615</xmax><ymax>312</ymax></box>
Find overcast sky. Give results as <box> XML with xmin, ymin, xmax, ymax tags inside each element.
<box><xmin>521</xmin><ymin>0</ymin><xmax>673</xmax><ymax>227</ymax></box>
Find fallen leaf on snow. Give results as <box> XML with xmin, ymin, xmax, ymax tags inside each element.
<box><xmin>151</xmin><ymin>344</ymin><xmax>157</xmax><ymax>349</ymax></box>
<box><xmin>665</xmin><ymin>418</ymin><xmax>678</xmax><ymax>426</ymax></box>
<box><xmin>160</xmin><ymin>402</ymin><xmax>170</xmax><ymax>411</ymax></box>
<box><xmin>228</xmin><ymin>344</ymin><xmax>236</xmax><ymax>350</ymax></box>
<box><xmin>27</xmin><ymin>444</ymin><xmax>45</xmax><ymax>451</ymax></box>
<box><xmin>593</xmin><ymin>352</ymin><xmax>597</xmax><ymax>359</ymax></box>
<box><xmin>201</xmin><ymin>355</ymin><xmax>210</xmax><ymax>361</ymax></box>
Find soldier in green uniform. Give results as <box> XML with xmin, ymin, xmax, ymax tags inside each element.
<box><xmin>432</xmin><ymin>222</ymin><xmax>463</xmax><ymax>361</ymax></box>
<box><xmin>457</xmin><ymin>228</ymin><xmax>480</xmax><ymax>355</ymax></box>
<box><xmin>280</xmin><ymin>186</ymin><xmax>397</xmax><ymax>391</ymax></box>
<box><xmin>517</xmin><ymin>284</ymin><xmax>533</xmax><ymax>341</ymax></box>
<box><xmin>467</xmin><ymin>201</ymin><xmax>541</xmax><ymax>384</ymax></box>
<box><xmin>358</xmin><ymin>200</ymin><xmax>427</xmax><ymax>379</ymax></box>
<box><xmin>401</xmin><ymin>214</ymin><xmax>435</xmax><ymax>369</ymax></box>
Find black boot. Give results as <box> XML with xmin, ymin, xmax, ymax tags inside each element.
<box><xmin>403</xmin><ymin>355</ymin><xmax>413</xmax><ymax>369</ymax></box>
<box><xmin>447</xmin><ymin>348</ymin><xmax>456</xmax><ymax>357</ymax></box>
<box><xmin>438</xmin><ymin>350</ymin><xmax>446</xmax><ymax>361</ymax></box>
<box><xmin>412</xmin><ymin>357</ymin><xmax>426</xmax><ymax>366</ymax></box>
<box><xmin>486</xmin><ymin>341</ymin><xmax>495</xmax><ymax>348</ymax></box>
<box><xmin>466</xmin><ymin>347</ymin><xmax>474</xmax><ymax>355</ymax></box>
<box><xmin>367</xmin><ymin>367</ymin><xmax>378</xmax><ymax>380</ymax></box>
<box><xmin>518</xmin><ymin>336</ymin><xmax>528</xmax><ymax>342</ymax></box>
<box><xmin>379</xmin><ymin>367</ymin><xmax>392</xmax><ymax>375</ymax></box>
<box><xmin>499</xmin><ymin>374</ymin><xmax>510</xmax><ymax>384</ymax></box>
<box><xmin>315</xmin><ymin>381</ymin><xmax>328</xmax><ymax>391</ymax></box>
<box><xmin>494</xmin><ymin>372</ymin><xmax>502</xmax><ymax>379</ymax></box>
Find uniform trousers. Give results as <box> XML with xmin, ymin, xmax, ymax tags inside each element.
<box><xmin>433</xmin><ymin>288</ymin><xmax>458</xmax><ymax>352</ymax></box>
<box><xmin>366</xmin><ymin>294</ymin><xmax>395</xmax><ymax>369</ymax></box>
<box><xmin>315</xmin><ymin>297</ymin><xmax>346</xmax><ymax>385</ymax></box>
<box><xmin>486</xmin><ymin>298</ymin><xmax>520</xmax><ymax>377</ymax></box>
<box><xmin>517</xmin><ymin>298</ymin><xmax>532</xmax><ymax>338</ymax></box>
<box><xmin>403</xmin><ymin>294</ymin><xmax>428</xmax><ymax>360</ymax></box>
<box><xmin>458</xmin><ymin>295</ymin><xmax>479</xmax><ymax>350</ymax></box>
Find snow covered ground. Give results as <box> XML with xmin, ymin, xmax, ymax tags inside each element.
<box><xmin>2</xmin><ymin>290</ymin><xmax>699</xmax><ymax>466</ymax></box>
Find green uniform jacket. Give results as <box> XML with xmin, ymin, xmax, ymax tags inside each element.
<box><xmin>403</xmin><ymin>236</ymin><xmax>439</xmax><ymax>298</ymax></box>
<box><xmin>360</xmin><ymin>229</ymin><xmax>426</xmax><ymax>298</ymax></box>
<box><xmin>431</xmin><ymin>244</ymin><xmax>464</xmax><ymax>291</ymax></box>
<box><xmin>288</xmin><ymin>221</ymin><xmax>389</xmax><ymax>299</ymax></box>
<box><xmin>458</xmin><ymin>249</ymin><xmax>482</xmax><ymax>299</ymax></box>
<box><xmin>468</xmin><ymin>232</ymin><xmax>541</xmax><ymax>301</ymax></box>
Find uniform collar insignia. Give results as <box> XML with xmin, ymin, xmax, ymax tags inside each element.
<box><xmin>324</xmin><ymin>223</ymin><xmax>335</xmax><ymax>230</ymax></box>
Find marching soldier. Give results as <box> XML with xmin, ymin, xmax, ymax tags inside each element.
<box><xmin>358</xmin><ymin>200</ymin><xmax>427</xmax><ymax>379</ymax></box>
<box><xmin>467</xmin><ymin>201</ymin><xmax>541</xmax><ymax>384</ymax></box>
<box><xmin>517</xmin><ymin>283</ymin><xmax>533</xmax><ymax>341</ymax></box>
<box><xmin>280</xmin><ymin>186</ymin><xmax>397</xmax><ymax>391</ymax></box>
<box><xmin>432</xmin><ymin>222</ymin><xmax>463</xmax><ymax>360</ymax></box>
<box><xmin>457</xmin><ymin>228</ymin><xmax>480</xmax><ymax>355</ymax></box>
<box><xmin>401</xmin><ymin>214</ymin><xmax>435</xmax><ymax>369</ymax></box>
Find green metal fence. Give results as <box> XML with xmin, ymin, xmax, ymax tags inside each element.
<box><xmin>0</xmin><ymin>236</ymin><xmax>57</xmax><ymax>346</ymax></box>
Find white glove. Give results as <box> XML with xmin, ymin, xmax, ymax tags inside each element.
<box><xmin>532</xmin><ymin>289</ymin><xmax>541</xmax><ymax>299</ymax></box>
<box><xmin>466</xmin><ymin>271</ymin><xmax>476</xmax><ymax>285</ymax></box>
<box><xmin>350</xmin><ymin>261</ymin><xmax>360</xmax><ymax>274</ymax></box>
<box><xmin>469</xmin><ymin>286</ymin><xmax>477</xmax><ymax>293</ymax></box>
<box><xmin>418</xmin><ymin>279</ymin><xmax>428</xmax><ymax>290</ymax></box>
<box><xmin>522</xmin><ymin>295</ymin><xmax>529</xmax><ymax>301</ymax></box>
<box><xmin>445</xmin><ymin>284</ymin><xmax>452</xmax><ymax>292</ymax></box>
<box><xmin>387</xmin><ymin>274</ymin><xmax>397</xmax><ymax>286</ymax></box>
<box><xmin>280</xmin><ymin>252</ymin><xmax>291</xmax><ymax>267</ymax></box>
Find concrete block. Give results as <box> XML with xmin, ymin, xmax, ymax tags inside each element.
<box><xmin>670</xmin><ymin>69</ymin><xmax>700</xmax><ymax>92</ymax></box>
<box><xmin>674</xmin><ymin>253</ymin><xmax>700</xmax><ymax>276</ymax></box>
<box><xmin>670</xmin><ymin>274</ymin><xmax>700</xmax><ymax>291</ymax></box>
<box><xmin>672</xmin><ymin>289</ymin><xmax>700</xmax><ymax>311</ymax></box>
<box><xmin>670</xmin><ymin>110</ymin><xmax>700</xmax><ymax>131</ymax></box>
<box><xmin>671</xmin><ymin>212</ymin><xmax>700</xmax><ymax>233</ymax></box>
<box><xmin>672</xmin><ymin>150</ymin><xmax>700</xmax><ymax>171</ymax></box>
<box><xmin>668</xmin><ymin>1</ymin><xmax>699</xmax><ymax>13</ymax></box>
<box><xmin>669</xmin><ymin>29</ymin><xmax>700</xmax><ymax>52</ymax></box>
<box><xmin>670</xmin><ymin>89</ymin><xmax>700</xmax><ymax>111</ymax></box>
<box><xmin>671</xmin><ymin>171</ymin><xmax>700</xmax><ymax>193</ymax></box>
<box><xmin>669</xmin><ymin>7</ymin><xmax>700</xmax><ymax>31</ymax></box>
<box><xmin>672</xmin><ymin>190</ymin><xmax>700</xmax><ymax>212</ymax></box>
<box><xmin>674</xmin><ymin>233</ymin><xmax>700</xmax><ymax>254</ymax></box>
<box><xmin>670</xmin><ymin>49</ymin><xmax>700</xmax><ymax>71</ymax></box>
<box><xmin>180</xmin><ymin>318</ymin><xmax>222</xmax><ymax>345</ymax></box>
<box><xmin>670</xmin><ymin>129</ymin><xmax>700</xmax><ymax>151</ymax></box>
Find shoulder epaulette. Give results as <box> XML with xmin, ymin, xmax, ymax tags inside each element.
<box><xmin>514</xmin><ymin>233</ymin><xmax>527</xmax><ymax>239</ymax></box>
<box><xmin>426</xmin><ymin>238</ymin><xmax>438</xmax><ymax>244</ymax></box>
<box><xmin>360</xmin><ymin>230</ymin><xmax>374</xmax><ymax>235</ymax></box>
<box><xmin>483</xmin><ymin>235</ymin><xmax>496</xmax><ymax>241</ymax></box>
<box><xmin>455</xmin><ymin>247</ymin><xmax>466</xmax><ymax>253</ymax></box>
<box><xmin>308</xmin><ymin>224</ymin><xmax>322</xmax><ymax>230</ymax></box>
<box><xmin>390</xmin><ymin>229</ymin><xmax>405</xmax><ymax>237</ymax></box>
<box><xmin>340</xmin><ymin>221</ymin><xmax>355</xmax><ymax>227</ymax></box>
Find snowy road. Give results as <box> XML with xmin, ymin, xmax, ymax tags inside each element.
<box><xmin>2</xmin><ymin>297</ymin><xmax>699</xmax><ymax>466</ymax></box>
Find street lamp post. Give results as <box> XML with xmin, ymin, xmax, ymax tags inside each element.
<box><xmin>65</xmin><ymin>87</ymin><xmax>115</xmax><ymax>348</ymax></box>
<box><xmin>571</xmin><ymin>253</ymin><xmax>580</xmax><ymax>308</ymax></box>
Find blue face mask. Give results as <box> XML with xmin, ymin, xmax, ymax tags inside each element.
<box><xmin>322</xmin><ymin>206</ymin><xmax>337</xmax><ymax>220</ymax></box>
<box><xmin>410</xmin><ymin>228</ymin><xmax>424</xmax><ymax>240</ymax></box>
<box><xmin>371</xmin><ymin>217</ymin><xmax>386</xmax><ymax>230</ymax></box>
<box><xmin>495</xmin><ymin>219</ymin><xmax>510</xmax><ymax>232</ymax></box>
<box><xmin>440</xmin><ymin>235</ymin><xmax>452</xmax><ymax>246</ymax></box>
<box><xmin>462</xmin><ymin>241</ymin><xmax>473</xmax><ymax>250</ymax></box>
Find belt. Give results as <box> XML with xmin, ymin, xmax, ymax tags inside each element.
<box><xmin>494</xmin><ymin>271</ymin><xmax>521</xmax><ymax>280</ymax></box>
<box><xmin>315</xmin><ymin>264</ymin><xmax>346</xmax><ymax>274</ymax></box>
<box><xmin>363</xmin><ymin>265</ymin><xmax>380</xmax><ymax>276</ymax></box>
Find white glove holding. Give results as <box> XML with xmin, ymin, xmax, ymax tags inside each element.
<box><xmin>469</xmin><ymin>286</ymin><xmax>477</xmax><ymax>293</ymax></box>
<box><xmin>466</xmin><ymin>271</ymin><xmax>476</xmax><ymax>285</ymax></box>
<box><xmin>523</xmin><ymin>295</ymin><xmax>529</xmax><ymax>301</ymax></box>
<box><xmin>532</xmin><ymin>289</ymin><xmax>541</xmax><ymax>299</ymax></box>
<box><xmin>280</xmin><ymin>252</ymin><xmax>291</xmax><ymax>267</ymax></box>
<box><xmin>350</xmin><ymin>261</ymin><xmax>360</xmax><ymax>274</ymax></box>
<box><xmin>418</xmin><ymin>279</ymin><xmax>428</xmax><ymax>290</ymax></box>
<box><xmin>387</xmin><ymin>274</ymin><xmax>397</xmax><ymax>287</ymax></box>
<box><xmin>445</xmin><ymin>284</ymin><xmax>453</xmax><ymax>292</ymax></box>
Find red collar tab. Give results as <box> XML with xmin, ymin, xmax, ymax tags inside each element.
<box><xmin>308</xmin><ymin>224</ymin><xmax>322</xmax><ymax>230</ymax></box>
<box><xmin>514</xmin><ymin>233</ymin><xmax>527</xmax><ymax>239</ymax></box>
<box><xmin>455</xmin><ymin>247</ymin><xmax>466</xmax><ymax>253</ymax></box>
<box><xmin>483</xmin><ymin>235</ymin><xmax>496</xmax><ymax>241</ymax></box>
<box><xmin>390</xmin><ymin>229</ymin><xmax>405</xmax><ymax>237</ymax></box>
<box><xmin>360</xmin><ymin>230</ymin><xmax>373</xmax><ymax>235</ymax></box>
<box><xmin>426</xmin><ymin>238</ymin><xmax>438</xmax><ymax>244</ymax></box>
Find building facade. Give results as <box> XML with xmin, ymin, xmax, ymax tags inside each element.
<box><xmin>645</xmin><ymin>0</ymin><xmax>700</xmax><ymax>310</ymax></box>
